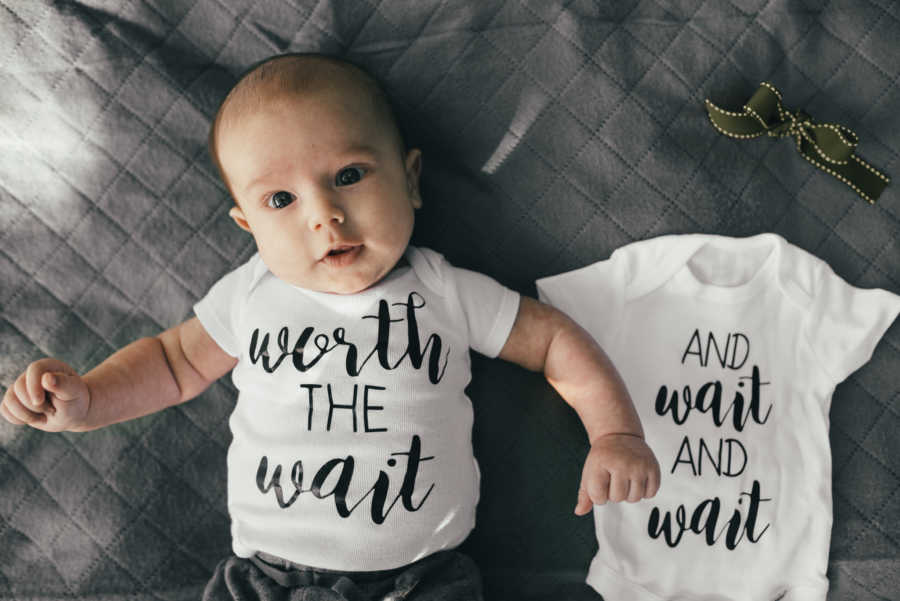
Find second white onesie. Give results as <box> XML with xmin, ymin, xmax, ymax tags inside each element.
<box><xmin>536</xmin><ymin>233</ymin><xmax>900</xmax><ymax>601</ymax></box>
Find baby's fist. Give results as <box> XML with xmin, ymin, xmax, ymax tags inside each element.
<box><xmin>575</xmin><ymin>433</ymin><xmax>660</xmax><ymax>515</ymax></box>
<box><xmin>1</xmin><ymin>359</ymin><xmax>90</xmax><ymax>432</ymax></box>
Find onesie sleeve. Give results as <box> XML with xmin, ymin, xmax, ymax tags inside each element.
<box><xmin>192</xmin><ymin>254</ymin><xmax>261</xmax><ymax>358</ymax></box>
<box><xmin>804</xmin><ymin>260</ymin><xmax>900</xmax><ymax>385</ymax></box>
<box><xmin>450</xmin><ymin>266</ymin><xmax>521</xmax><ymax>358</ymax></box>
<box><xmin>535</xmin><ymin>248</ymin><xmax>627</xmax><ymax>350</ymax></box>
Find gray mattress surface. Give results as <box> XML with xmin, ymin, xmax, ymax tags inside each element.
<box><xmin>1</xmin><ymin>1</ymin><xmax>898</xmax><ymax>600</ymax></box>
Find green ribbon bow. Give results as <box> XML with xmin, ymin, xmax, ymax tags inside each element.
<box><xmin>705</xmin><ymin>82</ymin><xmax>890</xmax><ymax>204</ymax></box>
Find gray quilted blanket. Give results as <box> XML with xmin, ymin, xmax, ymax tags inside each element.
<box><xmin>1</xmin><ymin>1</ymin><xmax>898</xmax><ymax>600</ymax></box>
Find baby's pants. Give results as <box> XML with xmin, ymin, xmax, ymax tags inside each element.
<box><xmin>202</xmin><ymin>549</ymin><xmax>484</xmax><ymax>601</ymax></box>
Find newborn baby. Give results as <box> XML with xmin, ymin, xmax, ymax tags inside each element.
<box><xmin>2</xmin><ymin>53</ymin><xmax>659</xmax><ymax>601</ymax></box>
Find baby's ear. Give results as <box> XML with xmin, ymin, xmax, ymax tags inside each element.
<box><xmin>405</xmin><ymin>148</ymin><xmax>423</xmax><ymax>209</ymax></box>
<box><xmin>229</xmin><ymin>206</ymin><xmax>252</xmax><ymax>232</ymax></box>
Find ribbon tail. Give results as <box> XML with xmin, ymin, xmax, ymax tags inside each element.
<box><xmin>798</xmin><ymin>137</ymin><xmax>890</xmax><ymax>203</ymax></box>
<box><xmin>704</xmin><ymin>99</ymin><xmax>766</xmax><ymax>139</ymax></box>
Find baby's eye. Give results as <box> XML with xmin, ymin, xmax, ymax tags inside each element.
<box><xmin>267</xmin><ymin>190</ymin><xmax>295</xmax><ymax>209</ymax></box>
<box><xmin>335</xmin><ymin>166</ymin><xmax>366</xmax><ymax>187</ymax></box>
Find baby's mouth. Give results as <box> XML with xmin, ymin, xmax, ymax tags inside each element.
<box><xmin>321</xmin><ymin>244</ymin><xmax>363</xmax><ymax>266</ymax></box>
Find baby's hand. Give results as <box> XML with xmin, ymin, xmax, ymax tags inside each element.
<box><xmin>575</xmin><ymin>433</ymin><xmax>660</xmax><ymax>515</ymax></box>
<box><xmin>1</xmin><ymin>359</ymin><xmax>90</xmax><ymax>432</ymax></box>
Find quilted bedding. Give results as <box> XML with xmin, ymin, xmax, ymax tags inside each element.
<box><xmin>1</xmin><ymin>1</ymin><xmax>898</xmax><ymax>600</ymax></box>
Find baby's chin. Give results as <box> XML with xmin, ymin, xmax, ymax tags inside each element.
<box><xmin>268</xmin><ymin>248</ymin><xmax>405</xmax><ymax>294</ymax></box>
<box><xmin>321</xmin><ymin>279</ymin><xmax>378</xmax><ymax>295</ymax></box>
<box><xmin>278</xmin><ymin>269</ymin><xmax>385</xmax><ymax>295</ymax></box>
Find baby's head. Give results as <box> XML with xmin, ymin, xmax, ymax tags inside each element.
<box><xmin>210</xmin><ymin>53</ymin><xmax>422</xmax><ymax>294</ymax></box>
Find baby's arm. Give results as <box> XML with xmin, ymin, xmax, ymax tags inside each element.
<box><xmin>1</xmin><ymin>318</ymin><xmax>237</xmax><ymax>432</ymax></box>
<box><xmin>499</xmin><ymin>297</ymin><xmax>660</xmax><ymax>514</ymax></box>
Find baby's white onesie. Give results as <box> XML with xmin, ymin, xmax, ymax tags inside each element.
<box><xmin>536</xmin><ymin>233</ymin><xmax>900</xmax><ymax>601</ymax></box>
<box><xmin>194</xmin><ymin>246</ymin><xmax>520</xmax><ymax>571</ymax></box>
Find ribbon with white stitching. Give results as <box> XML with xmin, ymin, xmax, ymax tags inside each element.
<box><xmin>705</xmin><ymin>82</ymin><xmax>890</xmax><ymax>204</ymax></box>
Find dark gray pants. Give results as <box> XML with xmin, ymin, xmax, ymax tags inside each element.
<box><xmin>202</xmin><ymin>550</ymin><xmax>484</xmax><ymax>601</ymax></box>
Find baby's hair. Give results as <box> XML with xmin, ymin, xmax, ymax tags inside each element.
<box><xmin>208</xmin><ymin>53</ymin><xmax>406</xmax><ymax>201</ymax></box>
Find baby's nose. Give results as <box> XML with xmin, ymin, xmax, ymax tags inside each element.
<box><xmin>307</xmin><ymin>196</ymin><xmax>345</xmax><ymax>231</ymax></box>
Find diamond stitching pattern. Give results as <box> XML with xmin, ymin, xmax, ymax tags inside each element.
<box><xmin>1</xmin><ymin>1</ymin><xmax>898</xmax><ymax>600</ymax></box>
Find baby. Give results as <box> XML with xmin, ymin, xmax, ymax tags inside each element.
<box><xmin>1</xmin><ymin>54</ymin><xmax>660</xmax><ymax>600</ymax></box>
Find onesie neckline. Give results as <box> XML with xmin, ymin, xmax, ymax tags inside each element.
<box><xmin>668</xmin><ymin>233</ymin><xmax>781</xmax><ymax>303</ymax></box>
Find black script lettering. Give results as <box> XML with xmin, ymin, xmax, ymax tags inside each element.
<box><xmin>362</xmin><ymin>298</ymin><xmax>404</xmax><ymax>372</ymax></box>
<box><xmin>331</xmin><ymin>327</ymin><xmax>373</xmax><ymax>376</ymax></box>
<box><xmin>670</xmin><ymin>436</ymin><xmax>748</xmax><ymax>477</ymax></box>
<box><xmin>647</xmin><ymin>504</ymin><xmax>687</xmax><ymax>547</ymax></box>
<box><xmin>734</xmin><ymin>480</ymin><xmax>771</xmax><ymax>544</ymax></box>
<box><xmin>654</xmin><ymin>365</ymin><xmax>771</xmax><ymax>432</ymax></box>
<box><xmin>326</xmin><ymin>384</ymin><xmax>357</xmax><ymax>432</ymax></box>
<box><xmin>722</xmin><ymin>438</ymin><xmax>747</xmax><ymax>477</ymax></box>
<box><xmin>300</xmin><ymin>383</ymin><xmax>388</xmax><ymax>433</ymax></box>
<box><xmin>363</xmin><ymin>385</ymin><xmax>387</xmax><ymax>433</ymax></box>
<box><xmin>249</xmin><ymin>329</ymin><xmax>289</xmax><ymax>373</ymax></box>
<box><xmin>358</xmin><ymin>471</ymin><xmax>391</xmax><ymax>523</ymax></box>
<box><xmin>253</xmin><ymin>435</ymin><xmax>435</xmax><ymax>524</ymax></box>
<box><xmin>344</xmin><ymin>434</ymin><xmax>436</xmax><ymax>523</ymax></box>
<box><xmin>690</xmin><ymin>498</ymin><xmax>720</xmax><ymax>546</ymax></box>
<box><xmin>671</xmin><ymin>436</ymin><xmax>697</xmax><ymax>476</ymax></box>
<box><xmin>698</xmin><ymin>437</ymin><xmax>720</xmax><ymax>476</ymax></box>
<box><xmin>694</xmin><ymin>380</ymin><xmax>729</xmax><ymax>426</ymax></box>
<box><xmin>310</xmin><ymin>457</ymin><xmax>355</xmax><ymax>515</ymax></box>
<box><xmin>250</xmin><ymin>326</ymin><xmax>338</xmax><ymax>374</ymax></box>
<box><xmin>256</xmin><ymin>457</ymin><xmax>299</xmax><ymax>508</ymax></box>
<box><xmin>681</xmin><ymin>329</ymin><xmax>750</xmax><ymax>369</ymax></box>
<box><xmin>655</xmin><ymin>385</ymin><xmax>691</xmax><ymax>426</ymax></box>
<box><xmin>729</xmin><ymin>333</ymin><xmax>750</xmax><ymax>369</ymax></box>
<box><xmin>248</xmin><ymin>292</ymin><xmax>449</xmax><ymax>383</ymax></box>
<box><xmin>392</xmin><ymin>434</ymin><xmax>436</xmax><ymax>511</ymax></box>
<box><xmin>681</xmin><ymin>329</ymin><xmax>704</xmax><ymax>366</ymax></box>
<box><xmin>399</xmin><ymin>293</ymin><xmax>448</xmax><ymax>384</ymax></box>
<box><xmin>300</xmin><ymin>384</ymin><xmax>321</xmax><ymax>431</ymax></box>
<box><xmin>364</xmin><ymin>293</ymin><xmax>449</xmax><ymax>384</ymax></box>
<box><xmin>647</xmin><ymin>480</ymin><xmax>772</xmax><ymax>550</ymax></box>
<box><xmin>289</xmin><ymin>327</ymin><xmax>314</xmax><ymax>370</ymax></box>
<box><xmin>736</xmin><ymin>366</ymin><xmax>773</xmax><ymax>428</ymax></box>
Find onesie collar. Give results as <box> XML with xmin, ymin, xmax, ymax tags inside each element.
<box><xmin>668</xmin><ymin>233</ymin><xmax>782</xmax><ymax>304</ymax></box>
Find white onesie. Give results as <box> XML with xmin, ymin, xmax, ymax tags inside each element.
<box><xmin>194</xmin><ymin>246</ymin><xmax>520</xmax><ymax>571</ymax></box>
<box><xmin>536</xmin><ymin>233</ymin><xmax>900</xmax><ymax>601</ymax></box>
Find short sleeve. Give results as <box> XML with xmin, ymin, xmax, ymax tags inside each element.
<box><xmin>535</xmin><ymin>249</ymin><xmax>627</xmax><ymax>350</ymax></box>
<box><xmin>804</xmin><ymin>261</ymin><xmax>900</xmax><ymax>384</ymax></box>
<box><xmin>451</xmin><ymin>266</ymin><xmax>520</xmax><ymax>358</ymax></box>
<box><xmin>193</xmin><ymin>254</ymin><xmax>262</xmax><ymax>358</ymax></box>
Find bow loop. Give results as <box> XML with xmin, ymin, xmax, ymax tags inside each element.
<box><xmin>705</xmin><ymin>82</ymin><xmax>889</xmax><ymax>203</ymax></box>
<box><xmin>804</xmin><ymin>123</ymin><xmax>857</xmax><ymax>165</ymax></box>
<box><xmin>744</xmin><ymin>84</ymin><xmax>783</xmax><ymax>128</ymax></box>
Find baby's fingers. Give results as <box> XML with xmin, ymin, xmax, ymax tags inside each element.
<box><xmin>25</xmin><ymin>363</ymin><xmax>51</xmax><ymax>410</ymax></box>
<box><xmin>626</xmin><ymin>478</ymin><xmax>647</xmax><ymax>503</ymax></box>
<box><xmin>2</xmin><ymin>386</ymin><xmax>47</xmax><ymax>427</ymax></box>
<box><xmin>0</xmin><ymin>400</ymin><xmax>25</xmax><ymax>425</ymax></box>
<box><xmin>584</xmin><ymin>468</ymin><xmax>610</xmax><ymax>507</ymax></box>
<box><xmin>14</xmin><ymin>375</ymin><xmax>44</xmax><ymax>413</ymax></box>
<box><xmin>574</xmin><ymin>487</ymin><xmax>592</xmax><ymax>516</ymax></box>
<box><xmin>625</xmin><ymin>465</ymin><xmax>661</xmax><ymax>502</ymax></box>
<box><xmin>42</xmin><ymin>373</ymin><xmax>83</xmax><ymax>405</ymax></box>
<box><xmin>608</xmin><ymin>473</ymin><xmax>630</xmax><ymax>503</ymax></box>
<box><xmin>646</xmin><ymin>465</ymin><xmax>661</xmax><ymax>499</ymax></box>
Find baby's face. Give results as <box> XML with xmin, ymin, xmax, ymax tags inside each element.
<box><xmin>217</xmin><ymin>86</ymin><xmax>421</xmax><ymax>294</ymax></box>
